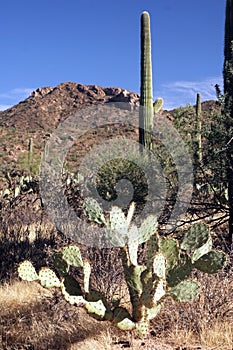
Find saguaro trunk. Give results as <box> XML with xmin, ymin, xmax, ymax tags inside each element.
<box><xmin>139</xmin><ymin>11</ymin><xmax>154</xmax><ymax>150</ymax></box>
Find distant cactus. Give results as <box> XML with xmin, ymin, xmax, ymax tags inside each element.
<box><xmin>195</xmin><ymin>93</ymin><xmax>203</xmax><ymax>167</ymax></box>
<box><xmin>153</xmin><ymin>98</ymin><xmax>163</xmax><ymax>113</ymax></box>
<box><xmin>28</xmin><ymin>138</ymin><xmax>33</xmax><ymax>174</ymax></box>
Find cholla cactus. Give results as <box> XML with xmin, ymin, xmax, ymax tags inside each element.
<box><xmin>18</xmin><ymin>199</ymin><xmax>227</xmax><ymax>338</ymax></box>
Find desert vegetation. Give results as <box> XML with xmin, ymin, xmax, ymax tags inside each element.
<box><xmin>1</xmin><ymin>3</ymin><xmax>233</xmax><ymax>350</ymax></box>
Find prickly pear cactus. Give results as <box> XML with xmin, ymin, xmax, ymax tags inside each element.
<box><xmin>17</xmin><ymin>205</ymin><xmax>228</xmax><ymax>339</ymax></box>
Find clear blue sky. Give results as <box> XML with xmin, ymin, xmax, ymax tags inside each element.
<box><xmin>0</xmin><ymin>0</ymin><xmax>225</xmax><ymax>110</ymax></box>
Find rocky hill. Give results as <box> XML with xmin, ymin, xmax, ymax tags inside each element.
<box><xmin>0</xmin><ymin>82</ymin><xmax>142</xmax><ymax>178</ymax></box>
<box><xmin>0</xmin><ymin>81</ymin><xmax>220</xmax><ymax>184</ymax></box>
<box><xmin>0</xmin><ymin>82</ymin><xmax>140</xmax><ymax>130</ymax></box>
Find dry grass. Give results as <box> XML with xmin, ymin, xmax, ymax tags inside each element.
<box><xmin>0</xmin><ymin>280</ymin><xmax>111</xmax><ymax>350</ymax></box>
<box><xmin>1</xmin><ymin>265</ymin><xmax>233</xmax><ymax>350</ymax></box>
<box><xmin>151</xmin><ymin>264</ymin><xmax>233</xmax><ymax>350</ymax></box>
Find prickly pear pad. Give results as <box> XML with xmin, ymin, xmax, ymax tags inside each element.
<box><xmin>18</xmin><ymin>260</ymin><xmax>39</xmax><ymax>282</ymax></box>
<box><xmin>38</xmin><ymin>268</ymin><xmax>61</xmax><ymax>288</ymax></box>
<box><xmin>62</xmin><ymin>245</ymin><xmax>83</xmax><ymax>267</ymax></box>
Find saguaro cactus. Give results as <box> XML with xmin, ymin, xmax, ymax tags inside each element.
<box><xmin>139</xmin><ymin>11</ymin><xmax>154</xmax><ymax>150</ymax></box>
<box><xmin>139</xmin><ymin>12</ymin><xmax>163</xmax><ymax>150</ymax></box>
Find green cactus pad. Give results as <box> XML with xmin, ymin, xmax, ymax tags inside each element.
<box><xmin>18</xmin><ymin>260</ymin><xmax>39</xmax><ymax>282</ymax></box>
<box><xmin>181</xmin><ymin>222</ymin><xmax>210</xmax><ymax>251</ymax></box>
<box><xmin>135</xmin><ymin>320</ymin><xmax>150</xmax><ymax>338</ymax></box>
<box><xmin>85</xmin><ymin>300</ymin><xmax>107</xmax><ymax>320</ymax></box>
<box><xmin>110</xmin><ymin>206</ymin><xmax>128</xmax><ymax>230</ymax></box>
<box><xmin>108</xmin><ymin>206</ymin><xmax>128</xmax><ymax>247</ymax></box>
<box><xmin>167</xmin><ymin>254</ymin><xmax>192</xmax><ymax>287</ymax></box>
<box><xmin>160</xmin><ymin>237</ymin><xmax>179</xmax><ymax>270</ymax></box>
<box><xmin>65</xmin><ymin>294</ymin><xmax>86</xmax><ymax>306</ymax></box>
<box><xmin>146</xmin><ymin>303</ymin><xmax>163</xmax><ymax>321</ymax></box>
<box><xmin>192</xmin><ymin>236</ymin><xmax>212</xmax><ymax>262</ymax></box>
<box><xmin>168</xmin><ymin>280</ymin><xmax>200</xmax><ymax>302</ymax></box>
<box><xmin>146</xmin><ymin>234</ymin><xmax>160</xmax><ymax>266</ymax></box>
<box><xmin>62</xmin><ymin>245</ymin><xmax>83</xmax><ymax>267</ymax></box>
<box><xmin>53</xmin><ymin>252</ymin><xmax>69</xmax><ymax>275</ymax></box>
<box><xmin>113</xmin><ymin>307</ymin><xmax>135</xmax><ymax>330</ymax></box>
<box><xmin>86</xmin><ymin>290</ymin><xmax>113</xmax><ymax>320</ymax></box>
<box><xmin>83</xmin><ymin>197</ymin><xmax>106</xmax><ymax>225</ymax></box>
<box><xmin>128</xmin><ymin>225</ymin><xmax>139</xmax><ymax>266</ymax></box>
<box><xmin>38</xmin><ymin>268</ymin><xmax>61</xmax><ymax>288</ymax></box>
<box><xmin>83</xmin><ymin>259</ymin><xmax>91</xmax><ymax>294</ymax></box>
<box><xmin>153</xmin><ymin>279</ymin><xmax>166</xmax><ymax>303</ymax></box>
<box><xmin>141</xmin><ymin>272</ymin><xmax>158</xmax><ymax>308</ymax></box>
<box><xmin>126</xmin><ymin>201</ymin><xmax>135</xmax><ymax>227</ymax></box>
<box><xmin>194</xmin><ymin>250</ymin><xmax>227</xmax><ymax>274</ymax></box>
<box><xmin>138</xmin><ymin>215</ymin><xmax>158</xmax><ymax>244</ymax></box>
<box><xmin>126</xmin><ymin>265</ymin><xmax>146</xmax><ymax>294</ymax></box>
<box><xmin>115</xmin><ymin>317</ymin><xmax>136</xmax><ymax>331</ymax></box>
<box><xmin>153</xmin><ymin>253</ymin><xmax>166</xmax><ymax>279</ymax></box>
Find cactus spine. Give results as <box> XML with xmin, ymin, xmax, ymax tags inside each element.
<box><xmin>223</xmin><ymin>0</ymin><xmax>233</xmax><ymax>242</ymax></box>
<box><xmin>139</xmin><ymin>11</ymin><xmax>154</xmax><ymax>150</ymax></box>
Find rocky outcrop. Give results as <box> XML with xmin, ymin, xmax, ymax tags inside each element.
<box><xmin>0</xmin><ymin>82</ymin><xmax>140</xmax><ymax>131</ymax></box>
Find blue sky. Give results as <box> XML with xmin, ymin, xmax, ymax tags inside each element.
<box><xmin>0</xmin><ymin>0</ymin><xmax>225</xmax><ymax>110</ymax></box>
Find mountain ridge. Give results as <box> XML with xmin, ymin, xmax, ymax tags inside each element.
<box><xmin>0</xmin><ymin>81</ymin><xmax>219</xmax><ymax>182</ymax></box>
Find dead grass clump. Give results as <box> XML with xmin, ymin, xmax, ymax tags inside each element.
<box><xmin>151</xmin><ymin>260</ymin><xmax>233</xmax><ymax>349</ymax></box>
<box><xmin>0</xmin><ymin>280</ymin><xmax>108</xmax><ymax>350</ymax></box>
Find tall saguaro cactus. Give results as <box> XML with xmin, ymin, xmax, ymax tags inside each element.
<box><xmin>139</xmin><ymin>11</ymin><xmax>154</xmax><ymax>150</ymax></box>
<box><xmin>223</xmin><ymin>0</ymin><xmax>233</xmax><ymax>242</ymax></box>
